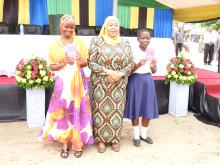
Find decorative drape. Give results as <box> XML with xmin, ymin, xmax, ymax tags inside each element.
<box><xmin>88</xmin><ymin>0</ymin><xmax>95</xmax><ymax>26</ymax></box>
<box><xmin>48</xmin><ymin>14</ymin><xmax>63</xmax><ymax>35</ymax></box>
<box><xmin>47</xmin><ymin>0</ymin><xmax>71</xmax><ymax>15</ymax></box>
<box><xmin>79</xmin><ymin>0</ymin><xmax>88</xmax><ymax>26</ymax></box>
<box><xmin>138</xmin><ymin>7</ymin><xmax>147</xmax><ymax>28</ymax></box>
<box><xmin>3</xmin><ymin>0</ymin><xmax>18</xmax><ymax>25</ymax></box>
<box><xmin>146</xmin><ymin>8</ymin><xmax>154</xmax><ymax>29</ymax></box>
<box><xmin>30</xmin><ymin>0</ymin><xmax>48</xmax><ymax>26</ymax></box>
<box><xmin>0</xmin><ymin>0</ymin><xmax>4</xmax><ymax>22</ymax></box>
<box><xmin>130</xmin><ymin>7</ymin><xmax>138</xmax><ymax>29</ymax></box>
<box><xmin>154</xmin><ymin>9</ymin><xmax>173</xmax><ymax>38</ymax></box>
<box><xmin>71</xmin><ymin>0</ymin><xmax>79</xmax><ymax>25</ymax></box>
<box><xmin>18</xmin><ymin>0</ymin><xmax>30</xmax><ymax>24</ymax></box>
<box><xmin>96</xmin><ymin>0</ymin><xmax>113</xmax><ymax>26</ymax></box>
<box><xmin>117</xmin><ymin>5</ymin><xmax>130</xmax><ymax>28</ymax></box>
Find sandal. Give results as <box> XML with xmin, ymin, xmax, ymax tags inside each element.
<box><xmin>60</xmin><ymin>148</ymin><xmax>69</xmax><ymax>159</ymax></box>
<box><xmin>111</xmin><ymin>143</ymin><xmax>120</xmax><ymax>152</ymax></box>
<box><xmin>74</xmin><ymin>151</ymin><xmax>82</xmax><ymax>158</ymax></box>
<box><xmin>97</xmin><ymin>142</ymin><xmax>106</xmax><ymax>153</ymax></box>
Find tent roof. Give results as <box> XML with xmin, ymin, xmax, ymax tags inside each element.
<box><xmin>156</xmin><ymin>0</ymin><xmax>220</xmax><ymax>22</ymax></box>
<box><xmin>156</xmin><ymin>0</ymin><xmax>220</xmax><ymax>9</ymax></box>
<box><xmin>118</xmin><ymin>0</ymin><xmax>220</xmax><ymax>22</ymax></box>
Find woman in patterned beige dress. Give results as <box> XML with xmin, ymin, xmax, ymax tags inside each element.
<box><xmin>88</xmin><ymin>16</ymin><xmax>134</xmax><ymax>153</ymax></box>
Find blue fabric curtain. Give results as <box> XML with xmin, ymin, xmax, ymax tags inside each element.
<box><xmin>30</xmin><ymin>0</ymin><xmax>48</xmax><ymax>26</ymax></box>
<box><xmin>96</xmin><ymin>0</ymin><xmax>113</xmax><ymax>26</ymax></box>
<box><xmin>154</xmin><ymin>9</ymin><xmax>173</xmax><ymax>38</ymax></box>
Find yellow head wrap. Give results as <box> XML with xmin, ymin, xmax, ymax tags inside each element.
<box><xmin>99</xmin><ymin>16</ymin><xmax>121</xmax><ymax>44</ymax></box>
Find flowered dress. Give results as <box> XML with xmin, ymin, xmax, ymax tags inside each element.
<box><xmin>39</xmin><ymin>37</ymin><xmax>94</xmax><ymax>151</ymax></box>
<box><xmin>89</xmin><ymin>37</ymin><xmax>134</xmax><ymax>143</ymax></box>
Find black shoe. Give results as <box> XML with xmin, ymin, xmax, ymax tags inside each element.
<box><xmin>140</xmin><ymin>136</ymin><xmax>153</xmax><ymax>144</ymax></box>
<box><xmin>132</xmin><ymin>139</ymin><xmax>140</xmax><ymax>147</ymax></box>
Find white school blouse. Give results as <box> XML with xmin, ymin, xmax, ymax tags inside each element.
<box><xmin>133</xmin><ymin>45</ymin><xmax>155</xmax><ymax>74</ymax></box>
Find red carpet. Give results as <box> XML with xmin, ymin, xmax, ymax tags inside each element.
<box><xmin>1</xmin><ymin>68</ymin><xmax>220</xmax><ymax>98</ymax></box>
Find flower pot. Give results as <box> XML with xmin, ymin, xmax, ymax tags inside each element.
<box><xmin>168</xmin><ymin>81</ymin><xmax>189</xmax><ymax>117</ymax></box>
<box><xmin>26</xmin><ymin>88</ymin><xmax>45</xmax><ymax>128</ymax></box>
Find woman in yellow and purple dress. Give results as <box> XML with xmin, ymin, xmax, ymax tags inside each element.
<box><xmin>39</xmin><ymin>15</ymin><xmax>94</xmax><ymax>158</ymax></box>
<box><xmin>89</xmin><ymin>16</ymin><xmax>134</xmax><ymax>153</ymax></box>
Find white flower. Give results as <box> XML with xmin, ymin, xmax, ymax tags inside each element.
<box><xmin>22</xmin><ymin>78</ymin><xmax>27</xmax><ymax>83</ymax></box>
<box><xmin>16</xmin><ymin>71</ymin><xmax>21</xmax><ymax>75</ymax></box>
<box><xmin>26</xmin><ymin>74</ymin><xmax>31</xmax><ymax>79</ymax></box>
<box><xmin>187</xmin><ymin>71</ymin><xmax>191</xmax><ymax>75</ymax></box>
<box><xmin>50</xmin><ymin>77</ymin><xmax>54</xmax><ymax>81</ymax></box>
<box><xmin>29</xmin><ymin>80</ymin><xmax>34</xmax><ymax>84</ymax></box>
<box><xmin>27</xmin><ymin>65</ymin><xmax>31</xmax><ymax>69</ymax></box>
<box><xmin>171</xmin><ymin>71</ymin><xmax>176</xmax><ymax>75</ymax></box>
<box><xmin>27</xmin><ymin>71</ymin><xmax>32</xmax><ymax>75</ymax></box>
<box><xmin>174</xmin><ymin>75</ymin><xmax>178</xmax><ymax>78</ymax></box>
<box><xmin>36</xmin><ymin>79</ymin><xmax>41</xmax><ymax>83</ymax></box>
<box><xmin>39</xmin><ymin>64</ymin><xmax>43</xmax><ymax>69</ymax></box>
<box><xmin>182</xmin><ymin>76</ymin><xmax>186</xmax><ymax>80</ymax></box>
<box><xmin>40</xmin><ymin>70</ymin><xmax>46</xmax><ymax>77</ymax></box>
<box><xmin>179</xmin><ymin>64</ymin><xmax>184</xmax><ymax>68</ymax></box>
<box><xmin>170</xmin><ymin>64</ymin><xmax>174</xmax><ymax>68</ymax></box>
<box><xmin>43</xmin><ymin>76</ymin><xmax>48</xmax><ymax>81</ymax></box>
<box><xmin>16</xmin><ymin>76</ymin><xmax>21</xmax><ymax>82</ymax></box>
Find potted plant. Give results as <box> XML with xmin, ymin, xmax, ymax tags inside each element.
<box><xmin>165</xmin><ymin>53</ymin><xmax>197</xmax><ymax>117</ymax></box>
<box><xmin>15</xmin><ymin>55</ymin><xmax>55</xmax><ymax>128</ymax></box>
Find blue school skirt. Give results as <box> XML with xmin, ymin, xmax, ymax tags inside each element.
<box><xmin>124</xmin><ymin>73</ymin><xmax>159</xmax><ymax>120</ymax></box>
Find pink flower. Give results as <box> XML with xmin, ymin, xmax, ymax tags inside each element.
<box><xmin>170</xmin><ymin>57</ymin><xmax>176</xmax><ymax>62</ymax></box>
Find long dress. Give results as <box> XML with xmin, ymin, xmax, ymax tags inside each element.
<box><xmin>39</xmin><ymin>37</ymin><xmax>94</xmax><ymax>151</ymax></box>
<box><xmin>89</xmin><ymin>37</ymin><xmax>134</xmax><ymax>143</ymax></box>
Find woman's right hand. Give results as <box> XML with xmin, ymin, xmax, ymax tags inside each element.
<box><xmin>106</xmin><ymin>70</ymin><xmax>123</xmax><ymax>82</ymax></box>
<box><xmin>64</xmin><ymin>54</ymin><xmax>74</xmax><ymax>64</ymax></box>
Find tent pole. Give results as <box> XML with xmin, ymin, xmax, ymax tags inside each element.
<box><xmin>113</xmin><ymin>0</ymin><xmax>118</xmax><ymax>16</ymax></box>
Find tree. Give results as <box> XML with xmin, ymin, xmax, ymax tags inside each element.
<box><xmin>201</xmin><ymin>19</ymin><xmax>220</xmax><ymax>31</ymax></box>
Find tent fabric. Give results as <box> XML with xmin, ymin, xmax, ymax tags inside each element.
<box><xmin>18</xmin><ymin>0</ymin><xmax>30</xmax><ymax>24</ymax></box>
<box><xmin>117</xmin><ymin>5</ymin><xmax>130</xmax><ymax>29</ymax></box>
<box><xmin>79</xmin><ymin>0</ymin><xmax>89</xmax><ymax>26</ymax></box>
<box><xmin>146</xmin><ymin>8</ymin><xmax>154</xmax><ymax>29</ymax></box>
<box><xmin>96</xmin><ymin>0</ymin><xmax>113</xmax><ymax>26</ymax></box>
<box><xmin>3</xmin><ymin>0</ymin><xmax>18</xmax><ymax>25</ymax></box>
<box><xmin>130</xmin><ymin>6</ymin><xmax>139</xmax><ymax>29</ymax></box>
<box><xmin>71</xmin><ymin>0</ymin><xmax>80</xmax><ymax>25</ymax></box>
<box><xmin>48</xmin><ymin>14</ymin><xmax>63</xmax><ymax>35</ymax></box>
<box><xmin>118</xmin><ymin>0</ymin><xmax>170</xmax><ymax>9</ymax></box>
<box><xmin>0</xmin><ymin>0</ymin><xmax>3</xmax><ymax>22</ymax></box>
<box><xmin>30</xmin><ymin>0</ymin><xmax>48</xmax><ymax>27</ymax></box>
<box><xmin>154</xmin><ymin>9</ymin><xmax>173</xmax><ymax>38</ymax></box>
<box><xmin>47</xmin><ymin>0</ymin><xmax>71</xmax><ymax>15</ymax></box>
<box><xmin>174</xmin><ymin>4</ymin><xmax>220</xmax><ymax>22</ymax></box>
<box><xmin>138</xmin><ymin>7</ymin><xmax>147</xmax><ymax>29</ymax></box>
<box><xmin>88</xmin><ymin>0</ymin><xmax>95</xmax><ymax>26</ymax></box>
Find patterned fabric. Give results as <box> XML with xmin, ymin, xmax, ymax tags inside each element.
<box><xmin>39</xmin><ymin>38</ymin><xmax>94</xmax><ymax>151</ymax></box>
<box><xmin>89</xmin><ymin>37</ymin><xmax>134</xmax><ymax>143</ymax></box>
